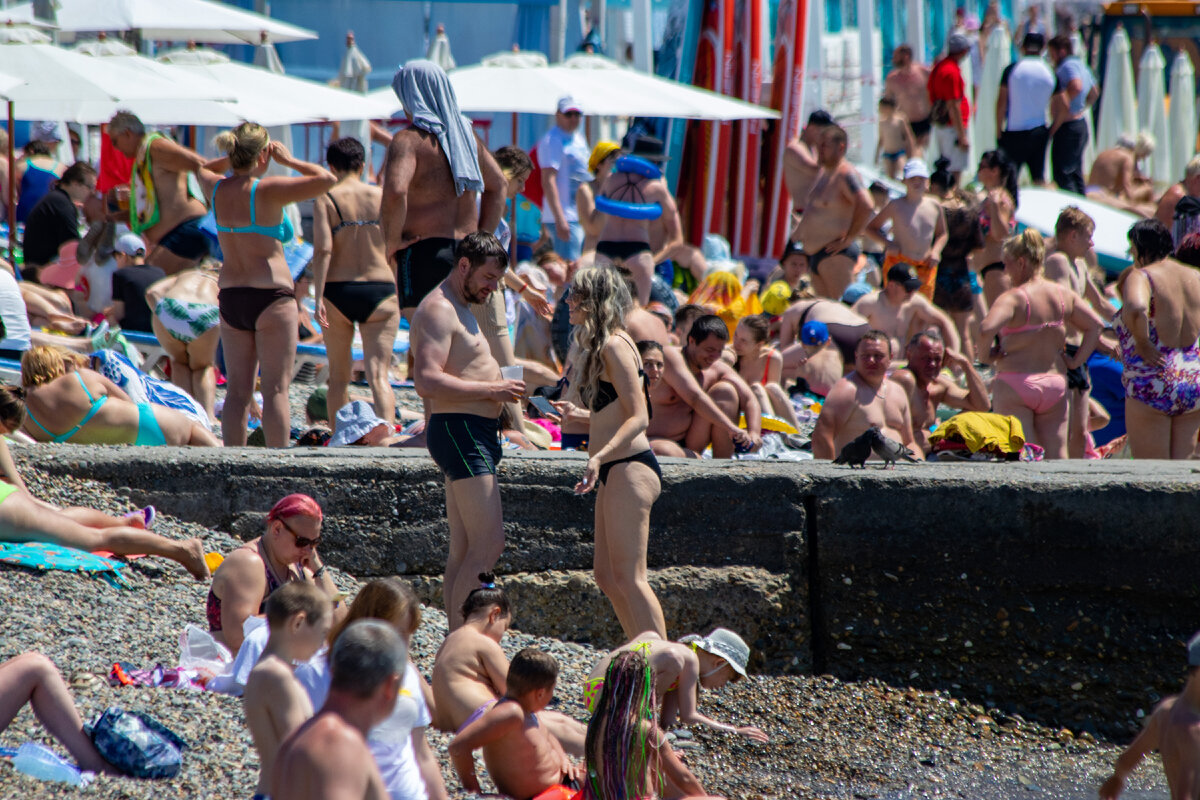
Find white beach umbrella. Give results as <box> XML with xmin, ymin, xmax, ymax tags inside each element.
<box><xmin>72</xmin><ymin>37</ymin><xmax>136</xmax><ymax>56</ymax></box>
<box><xmin>975</xmin><ymin>24</ymin><xmax>1012</xmax><ymax>155</ymax></box>
<box><xmin>1096</xmin><ymin>26</ymin><xmax>1137</xmax><ymax>155</ymax></box>
<box><xmin>338</xmin><ymin>32</ymin><xmax>373</xmax><ymax>153</ymax></box>
<box><xmin>1137</xmin><ymin>44</ymin><xmax>1171</xmax><ymax>183</ymax></box>
<box><xmin>426</xmin><ymin>23</ymin><xmax>456</xmax><ymax>72</ymax></box>
<box><xmin>0</xmin><ymin>0</ymin><xmax>316</xmax><ymax>45</ymax></box>
<box><xmin>0</xmin><ymin>24</ymin><xmax>50</xmax><ymax>43</ymax></box>
<box><xmin>1168</xmin><ymin>50</ymin><xmax>1196</xmax><ymax>185</ymax></box>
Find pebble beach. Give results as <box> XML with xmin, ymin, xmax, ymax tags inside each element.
<box><xmin>0</xmin><ymin>461</ymin><xmax>1173</xmax><ymax>799</ymax></box>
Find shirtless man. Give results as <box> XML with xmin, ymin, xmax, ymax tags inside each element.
<box><xmin>865</xmin><ymin>158</ymin><xmax>948</xmax><ymax>300</ymax></box>
<box><xmin>647</xmin><ymin>314</ymin><xmax>761</xmax><ymax>458</ymax></box>
<box><xmin>812</xmin><ymin>331</ymin><xmax>923</xmax><ymax>460</ymax></box>
<box><xmin>1087</xmin><ymin>134</ymin><xmax>1156</xmax><ymax>214</ymax></box>
<box><xmin>1154</xmin><ymin>155</ymin><xmax>1200</xmax><ymax>234</ymax></box>
<box><xmin>781</xmin><ymin>320</ymin><xmax>844</xmax><ymax>398</ymax></box>
<box><xmin>1100</xmin><ymin>631</ymin><xmax>1200</xmax><ymax>800</ymax></box>
<box><xmin>889</xmin><ymin>330</ymin><xmax>989</xmax><ymax>452</ymax></box>
<box><xmin>273</xmin><ymin>620</ymin><xmax>404</xmax><ymax>800</ymax></box>
<box><xmin>108</xmin><ymin>112</ymin><xmax>211</xmax><ymax>275</ymax></box>
<box><xmin>883</xmin><ymin>45</ymin><xmax>933</xmax><ymax>154</ymax></box>
<box><xmin>797</xmin><ymin>125</ymin><xmax>875</xmax><ymax>301</ymax></box>
<box><xmin>448</xmin><ymin>648</ymin><xmax>579</xmax><ymax>798</ymax></box>
<box><xmin>244</xmin><ymin>583</ymin><xmax>332</xmax><ymax>800</ymax></box>
<box><xmin>1043</xmin><ymin>207</ymin><xmax>1116</xmax><ymax>458</ymax></box>
<box><xmin>779</xmin><ymin>296</ymin><xmax>870</xmax><ymax>360</ymax></box>
<box><xmin>383</xmin><ymin>60</ymin><xmax>506</xmax><ymax>320</ymax></box>
<box><xmin>852</xmin><ymin>263</ymin><xmax>961</xmax><ymax>355</ymax></box>
<box><xmin>783</xmin><ymin>109</ymin><xmax>835</xmax><ymax>232</ymax></box>
<box><xmin>410</xmin><ymin>232</ymin><xmax>523</xmax><ymax>629</ymax></box>
<box><xmin>592</xmin><ymin>141</ymin><xmax>682</xmax><ymax>305</ymax></box>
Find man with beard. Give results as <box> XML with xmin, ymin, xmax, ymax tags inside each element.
<box><xmin>889</xmin><ymin>330</ymin><xmax>989</xmax><ymax>453</ymax></box>
<box><xmin>410</xmin><ymin>232</ymin><xmax>525</xmax><ymax>629</ymax></box>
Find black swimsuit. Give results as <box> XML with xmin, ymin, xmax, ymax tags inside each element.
<box><xmin>323</xmin><ymin>193</ymin><xmax>397</xmax><ymax>325</ymax></box>
<box><xmin>595</xmin><ymin>176</ymin><xmax>652</xmax><ymax>262</ymax></box>
<box><xmin>587</xmin><ymin>337</ymin><xmax>661</xmax><ymax>486</ymax></box>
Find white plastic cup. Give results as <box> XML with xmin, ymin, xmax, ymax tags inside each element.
<box><xmin>500</xmin><ymin>365</ymin><xmax>524</xmax><ymax>381</ymax></box>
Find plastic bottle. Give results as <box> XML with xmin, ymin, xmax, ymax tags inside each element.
<box><xmin>11</xmin><ymin>742</ymin><xmax>83</xmax><ymax>785</ymax></box>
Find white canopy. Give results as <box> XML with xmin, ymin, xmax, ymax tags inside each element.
<box><xmin>0</xmin><ymin>0</ymin><xmax>316</xmax><ymax>45</ymax></box>
<box><xmin>369</xmin><ymin>51</ymin><xmax>778</xmax><ymax>120</ymax></box>
<box><xmin>0</xmin><ymin>43</ymin><xmax>232</xmax><ymax>123</ymax></box>
<box><xmin>157</xmin><ymin>48</ymin><xmax>386</xmax><ymax>123</ymax></box>
<box><xmin>1095</xmin><ymin>25</ymin><xmax>1137</xmax><ymax>155</ymax></box>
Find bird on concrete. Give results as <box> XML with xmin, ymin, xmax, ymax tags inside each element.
<box><xmin>866</xmin><ymin>425</ymin><xmax>919</xmax><ymax>468</ymax></box>
<box><xmin>833</xmin><ymin>428</ymin><xmax>874</xmax><ymax>468</ymax></box>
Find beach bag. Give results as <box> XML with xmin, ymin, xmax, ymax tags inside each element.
<box><xmin>89</xmin><ymin>707</ymin><xmax>188</xmax><ymax>779</ymax></box>
<box><xmin>930</xmin><ymin>98</ymin><xmax>953</xmax><ymax>126</ymax></box>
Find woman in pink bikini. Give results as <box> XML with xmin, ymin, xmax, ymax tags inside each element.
<box><xmin>978</xmin><ymin>230</ymin><xmax>1103</xmax><ymax>458</ymax></box>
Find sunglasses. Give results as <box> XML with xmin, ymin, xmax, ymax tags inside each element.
<box><xmin>279</xmin><ymin>516</ymin><xmax>321</xmax><ymax>549</ymax></box>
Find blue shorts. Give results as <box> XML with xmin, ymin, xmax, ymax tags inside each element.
<box><xmin>135</xmin><ymin>403</ymin><xmax>167</xmax><ymax>446</ymax></box>
<box><xmin>156</xmin><ymin>216</ymin><xmax>212</xmax><ymax>261</ymax></box>
<box><xmin>426</xmin><ymin>413</ymin><xmax>502</xmax><ymax>481</ymax></box>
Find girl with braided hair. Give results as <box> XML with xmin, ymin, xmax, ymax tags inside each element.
<box><xmin>583</xmin><ymin>649</ymin><xmax>723</xmax><ymax>800</ymax></box>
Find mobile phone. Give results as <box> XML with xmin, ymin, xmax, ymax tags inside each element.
<box><xmin>529</xmin><ymin>395</ymin><xmax>559</xmax><ymax>417</ymax></box>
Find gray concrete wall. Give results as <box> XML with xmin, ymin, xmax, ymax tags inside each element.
<box><xmin>21</xmin><ymin>446</ymin><xmax>1200</xmax><ymax>736</ymax></box>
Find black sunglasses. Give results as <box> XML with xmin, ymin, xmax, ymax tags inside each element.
<box><xmin>279</xmin><ymin>516</ymin><xmax>321</xmax><ymax>549</ymax></box>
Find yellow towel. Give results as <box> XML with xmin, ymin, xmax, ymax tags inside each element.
<box><xmin>928</xmin><ymin>411</ymin><xmax>1026</xmax><ymax>454</ymax></box>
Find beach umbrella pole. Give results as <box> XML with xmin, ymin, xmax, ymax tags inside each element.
<box><xmin>7</xmin><ymin>100</ymin><xmax>13</xmax><ymax>263</ymax></box>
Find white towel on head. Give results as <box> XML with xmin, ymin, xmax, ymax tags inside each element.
<box><xmin>392</xmin><ymin>59</ymin><xmax>483</xmax><ymax>196</ymax></box>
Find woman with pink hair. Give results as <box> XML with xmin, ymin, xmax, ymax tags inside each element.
<box><xmin>206</xmin><ymin>494</ymin><xmax>344</xmax><ymax>653</ymax></box>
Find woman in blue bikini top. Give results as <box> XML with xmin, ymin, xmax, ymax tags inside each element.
<box><xmin>195</xmin><ymin>122</ymin><xmax>335</xmax><ymax>448</ymax></box>
<box><xmin>18</xmin><ymin>345</ymin><xmax>220</xmax><ymax>446</ymax></box>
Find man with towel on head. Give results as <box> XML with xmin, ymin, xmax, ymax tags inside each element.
<box><xmin>383</xmin><ymin>60</ymin><xmax>506</xmax><ymax>321</ymax></box>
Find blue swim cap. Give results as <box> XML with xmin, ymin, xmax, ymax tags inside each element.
<box><xmin>801</xmin><ymin>320</ymin><xmax>830</xmax><ymax>345</ymax></box>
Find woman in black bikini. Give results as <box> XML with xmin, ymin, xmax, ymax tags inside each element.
<box><xmin>197</xmin><ymin>123</ymin><xmax>336</xmax><ymax>447</ymax></box>
<box><xmin>974</xmin><ymin>149</ymin><xmax>1019</xmax><ymax>308</ymax></box>
<box><xmin>312</xmin><ymin>137</ymin><xmax>399</xmax><ymax>427</ymax></box>
<box><xmin>558</xmin><ymin>265</ymin><xmax>666</xmax><ymax>639</ymax></box>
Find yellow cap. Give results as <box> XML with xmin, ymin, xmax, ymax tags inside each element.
<box><xmin>760</xmin><ymin>280</ymin><xmax>794</xmax><ymax>316</ymax></box>
<box><xmin>588</xmin><ymin>141</ymin><xmax>621</xmax><ymax>174</ymax></box>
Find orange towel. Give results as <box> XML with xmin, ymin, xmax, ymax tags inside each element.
<box><xmin>883</xmin><ymin>252</ymin><xmax>937</xmax><ymax>300</ymax></box>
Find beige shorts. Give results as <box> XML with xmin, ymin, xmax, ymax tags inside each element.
<box><xmin>469</xmin><ymin>289</ymin><xmax>508</xmax><ymax>338</ymax></box>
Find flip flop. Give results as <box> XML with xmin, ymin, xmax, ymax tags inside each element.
<box><xmin>123</xmin><ymin>506</ymin><xmax>155</xmax><ymax>529</ymax></box>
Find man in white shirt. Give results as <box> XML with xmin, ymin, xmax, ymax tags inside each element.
<box><xmin>537</xmin><ymin>96</ymin><xmax>591</xmax><ymax>260</ymax></box>
<box><xmin>996</xmin><ymin>33</ymin><xmax>1056</xmax><ymax>185</ymax></box>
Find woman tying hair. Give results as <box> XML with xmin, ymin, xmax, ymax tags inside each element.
<box><xmin>197</xmin><ymin>122</ymin><xmax>336</xmax><ymax>447</ymax></box>
<box><xmin>206</xmin><ymin>493</ymin><xmax>344</xmax><ymax>654</ymax></box>
<box><xmin>0</xmin><ymin>386</ymin><xmax>208</xmax><ymax>578</ymax></box>
<box><xmin>577</xmin><ymin>142</ymin><xmax>621</xmax><ymax>263</ymax></box>
<box><xmin>732</xmin><ymin>314</ymin><xmax>801</xmax><ymax>430</ymax></box>
<box><xmin>582</xmin><ymin>650</ymin><xmax>724</xmax><ymax>800</ymax></box>
<box><xmin>978</xmin><ymin>230</ymin><xmax>1103</xmax><ymax>459</ymax></box>
<box><xmin>18</xmin><ymin>345</ymin><xmax>219</xmax><ymax>446</ymax></box>
<box><xmin>1115</xmin><ymin>219</ymin><xmax>1200</xmax><ymax>458</ymax></box>
<box><xmin>585</xmin><ymin>628</ymin><xmax>768</xmax><ymax>743</ymax></box>
<box><xmin>555</xmin><ymin>266</ymin><xmax>666</xmax><ymax>638</ymax></box>
<box><xmin>312</xmin><ymin>137</ymin><xmax>399</xmax><ymax>428</ymax></box>
<box><xmin>974</xmin><ymin>150</ymin><xmax>1019</xmax><ymax>307</ymax></box>
<box><xmin>145</xmin><ymin>261</ymin><xmax>221</xmax><ymax>423</ymax></box>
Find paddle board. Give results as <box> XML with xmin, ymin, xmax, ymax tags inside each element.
<box><xmin>728</xmin><ymin>0</ymin><xmax>764</xmax><ymax>257</ymax></box>
<box><xmin>656</xmin><ymin>0</ymin><xmax>705</xmax><ymax>191</ymax></box>
<box><xmin>683</xmin><ymin>0</ymin><xmax>735</xmax><ymax>244</ymax></box>
<box><xmin>759</xmin><ymin>0</ymin><xmax>807</xmax><ymax>259</ymax></box>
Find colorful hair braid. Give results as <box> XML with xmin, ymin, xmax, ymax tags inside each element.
<box><xmin>583</xmin><ymin>649</ymin><xmax>661</xmax><ymax>799</ymax></box>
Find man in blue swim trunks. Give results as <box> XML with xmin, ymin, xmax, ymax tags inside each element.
<box><xmin>410</xmin><ymin>232</ymin><xmax>525</xmax><ymax>631</ymax></box>
<box><xmin>108</xmin><ymin>112</ymin><xmax>212</xmax><ymax>275</ymax></box>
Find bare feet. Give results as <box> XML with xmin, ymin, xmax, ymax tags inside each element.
<box><xmin>179</xmin><ymin>538</ymin><xmax>210</xmax><ymax>581</ymax></box>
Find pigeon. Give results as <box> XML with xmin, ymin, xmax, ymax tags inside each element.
<box><xmin>865</xmin><ymin>425</ymin><xmax>919</xmax><ymax>468</ymax></box>
<box><xmin>833</xmin><ymin>429</ymin><xmax>874</xmax><ymax>468</ymax></box>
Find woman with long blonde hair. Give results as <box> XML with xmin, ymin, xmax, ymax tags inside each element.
<box><xmin>196</xmin><ymin>122</ymin><xmax>335</xmax><ymax>447</ymax></box>
<box><xmin>556</xmin><ymin>265</ymin><xmax>666</xmax><ymax>638</ymax></box>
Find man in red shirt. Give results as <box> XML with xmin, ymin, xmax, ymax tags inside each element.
<box><xmin>927</xmin><ymin>34</ymin><xmax>972</xmax><ymax>186</ymax></box>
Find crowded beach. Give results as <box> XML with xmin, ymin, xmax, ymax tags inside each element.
<box><xmin>0</xmin><ymin>0</ymin><xmax>1199</xmax><ymax>798</ymax></box>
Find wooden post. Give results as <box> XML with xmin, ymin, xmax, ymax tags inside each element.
<box><xmin>7</xmin><ymin>101</ymin><xmax>14</xmax><ymax>264</ymax></box>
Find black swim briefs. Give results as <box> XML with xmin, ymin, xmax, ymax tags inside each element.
<box><xmin>595</xmin><ymin>240</ymin><xmax>652</xmax><ymax>261</ymax></box>
<box><xmin>396</xmin><ymin>237</ymin><xmax>458</xmax><ymax>308</ymax></box>
<box><xmin>809</xmin><ymin>242</ymin><xmax>862</xmax><ymax>276</ymax></box>
<box><xmin>1064</xmin><ymin>343</ymin><xmax>1091</xmax><ymax>392</ymax></box>
<box><xmin>157</xmin><ymin>216</ymin><xmax>212</xmax><ymax>261</ymax></box>
<box><xmin>910</xmin><ymin>115</ymin><xmax>933</xmax><ymax>138</ymax></box>
<box><xmin>426</xmin><ymin>412</ymin><xmax>502</xmax><ymax>481</ymax></box>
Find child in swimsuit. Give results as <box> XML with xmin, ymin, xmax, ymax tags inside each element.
<box><xmin>875</xmin><ymin>96</ymin><xmax>915</xmax><ymax>180</ymax></box>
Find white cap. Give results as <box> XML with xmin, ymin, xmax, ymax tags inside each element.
<box><xmin>32</xmin><ymin>121</ymin><xmax>61</xmax><ymax>143</ymax></box>
<box><xmin>115</xmin><ymin>233</ymin><xmax>146</xmax><ymax>257</ymax></box>
<box><xmin>556</xmin><ymin>95</ymin><xmax>582</xmax><ymax>114</ymax></box>
<box><xmin>903</xmin><ymin>158</ymin><xmax>930</xmax><ymax>180</ymax></box>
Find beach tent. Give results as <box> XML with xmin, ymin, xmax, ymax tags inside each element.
<box><xmin>1168</xmin><ymin>50</ymin><xmax>1196</xmax><ymax>185</ymax></box>
<box><xmin>368</xmin><ymin>51</ymin><xmax>778</xmax><ymax>120</ymax></box>
<box><xmin>1095</xmin><ymin>25</ymin><xmax>1137</xmax><ymax>155</ymax></box>
<box><xmin>1137</xmin><ymin>44</ymin><xmax>1171</xmax><ymax>184</ymax></box>
<box><xmin>0</xmin><ymin>0</ymin><xmax>316</xmax><ymax>45</ymax></box>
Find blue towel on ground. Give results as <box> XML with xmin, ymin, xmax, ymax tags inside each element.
<box><xmin>0</xmin><ymin>542</ymin><xmax>129</xmax><ymax>588</ymax></box>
